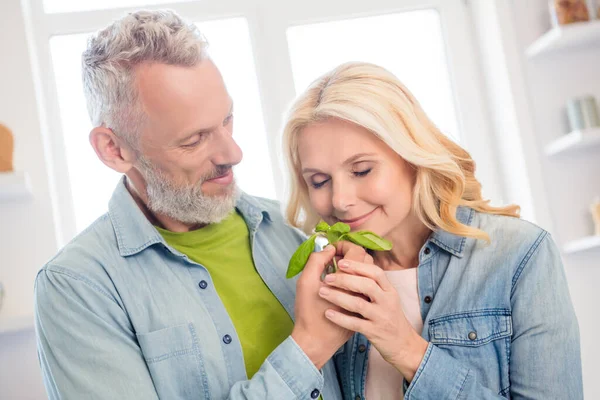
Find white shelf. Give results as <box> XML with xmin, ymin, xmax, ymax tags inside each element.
<box><xmin>564</xmin><ymin>236</ymin><xmax>600</xmax><ymax>254</ymax></box>
<box><xmin>0</xmin><ymin>171</ymin><xmax>32</xmax><ymax>201</ymax></box>
<box><xmin>527</xmin><ymin>21</ymin><xmax>600</xmax><ymax>58</ymax></box>
<box><xmin>0</xmin><ymin>314</ymin><xmax>34</xmax><ymax>335</ymax></box>
<box><xmin>545</xmin><ymin>128</ymin><xmax>600</xmax><ymax>156</ymax></box>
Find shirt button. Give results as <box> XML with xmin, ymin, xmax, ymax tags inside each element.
<box><xmin>198</xmin><ymin>280</ymin><xmax>208</xmax><ymax>289</ymax></box>
<box><xmin>424</xmin><ymin>247</ymin><xmax>431</xmax><ymax>255</ymax></box>
<box><xmin>355</xmin><ymin>396</ymin><xmax>362</xmax><ymax>400</ymax></box>
<box><xmin>468</xmin><ymin>331</ymin><xmax>477</xmax><ymax>341</ymax></box>
<box><xmin>311</xmin><ymin>389</ymin><xmax>320</xmax><ymax>398</ymax></box>
<box><xmin>424</xmin><ymin>296</ymin><xmax>432</xmax><ymax>304</ymax></box>
<box><xmin>358</xmin><ymin>344</ymin><xmax>367</xmax><ymax>353</ymax></box>
<box><xmin>223</xmin><ymin>334</ymin><xmax>232</xmax><ymax>344</ymax></box>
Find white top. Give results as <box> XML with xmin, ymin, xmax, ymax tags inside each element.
<box><xmin>365</xmin><ymin>268</ymin><xmax>423</xmax><ymax>400</ymax></box>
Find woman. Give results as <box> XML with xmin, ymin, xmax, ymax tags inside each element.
<box><xmin>282</xmin><ymin>62</ymin><xmax>583</xmax><ymax>399</ymax></box>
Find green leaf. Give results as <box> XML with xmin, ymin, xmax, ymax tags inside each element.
<box><xmin>315</xmin><ymin>221</ymin><xmax>330</xmax><ymax>233</ymax></box>
<box><xmin>327</xmin><ymin>230</ymin><xmax>343</xmax><ymax>245</ymax></box>
<box><xmin>286</xmin><ymin>235</ymin><xmax>318</xmax><ymax>278</ymax></box>
<box><xmin>329</xmin><ymin>222</ymin><xmax>350</xmax><ymax>234</ymax></box>
<box><xmin>345</xmin><ymin>231</ymin><xmax>392</xmax><ymax>251</ymax></box>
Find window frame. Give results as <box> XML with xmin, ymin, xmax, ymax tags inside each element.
<box><xmin>26</xmin><ymin>0</ymin><xmax>503</xmax><ymax>245</ymax></box>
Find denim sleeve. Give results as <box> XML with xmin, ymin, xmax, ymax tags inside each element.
<box><xmin>404</xmin><ymin>232</ymin><xmax>583</xmax><ymax>399</ymax></box>
<box><xmin>227</xmin><ymin>336</ymin><xmax>326</xmax><ymax>399</ymax></box>
<box><xmin>35</xmin><ymin>267</ymin><xmax>327</xmax><ymax>400</ymax></box>
<box><xmin>34</xmin><ymin>267</ymin><xmax>160</xmax><ymax>400</ymax></box>
<box><xmin>508</xmin><ymin>232</ymin><xmax>583</xmax><ymax>398</ymax></box>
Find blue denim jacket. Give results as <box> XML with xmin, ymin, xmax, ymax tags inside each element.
<box><xmin>34</xmin><ymin>178</ymin><xmax>343</xmax><ymax>400</ymax></box>
<box><xmin>335</xmin><ymin>207</ymin><xmax>583</xmax><ymax>399</ymax></box>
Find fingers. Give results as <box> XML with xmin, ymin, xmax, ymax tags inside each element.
<box><xmin>302</xmin><ymin>245</ymin><xmax>336</xmax><ymax>281</ymax></box>
<box><xmin>337</xmin><ymin>260</ymin><xmax>395</xmax><ymax>292</ymax></box>
<box><xmin>319</xmin><ymin>286</ymin><xmax>376</xmax><ymax>319</ymax></box>
<box><xmin>335</xmin><ymin>241</ymin><xmax>371</xmax><ymax>263</ymax></box>
<box><xmin>324</xmin><ymin>308</ymin><xmax>369</xmax><ymax>334</ymax></box>
<box><xmin>323</xmin><ymin>273</ymin><xmax>384</xmax><ymax>303</ymax></box>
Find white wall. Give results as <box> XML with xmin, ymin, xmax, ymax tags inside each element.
<box><xmin>468</xmin><ymin>0</ymin><xmax>550</xmax><ymax>229</ymax></box>
<box><xmin>0</xmin><ymin>0</ymin><xmax>58</xmax><ymax>398</ymax></box>
<box><xmin>0</xmin><ymin>330</ymin><xmax>46</xmax><ymax>400</ymax></box>
<box><xmin>471</xmin><ymin>0</ymin><xmax>600</xmax><ymax>398</ymax></box>
<box><xmin>513</xmin><ymin>3</ymin><xmax>600</xmax><ymax>398</ymax></box>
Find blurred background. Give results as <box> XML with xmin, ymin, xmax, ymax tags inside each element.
<box><xmin>0</xmin><ymin>0</ymin><xmax>599</xmax><ymax>398</ymax></box>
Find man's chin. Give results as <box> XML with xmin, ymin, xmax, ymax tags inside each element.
<box><xmin>204</xmin><ymin>182</ymin><xmax>238</xmax><ymax>198</ymax></box>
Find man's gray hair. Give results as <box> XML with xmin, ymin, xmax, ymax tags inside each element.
<box><xmin>82</xmin><ymin>10</ymin><xmax>209</xmax><ymax>146</ymax></box>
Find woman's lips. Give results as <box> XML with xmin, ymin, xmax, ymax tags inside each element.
<box><xmin>338</xmin><ymin>207</ymin><xmax>379</xmax><ymax>229</ymax></box>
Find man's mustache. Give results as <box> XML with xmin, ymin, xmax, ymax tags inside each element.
<box><xmin>203</xmin><ymin>165</ymin><xmax>233</xmax><ymax>181</ymax></box>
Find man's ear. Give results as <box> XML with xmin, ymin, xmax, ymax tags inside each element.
<box><xmin>90</xmin><ymin>127</ymin><xmax>137</xmax><ymax>173</ymax></box>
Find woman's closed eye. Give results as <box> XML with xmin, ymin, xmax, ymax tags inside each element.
<box><xmin>310</xmin><ymin>169</ymin><xmax>371</xmax><ymax>189</ymax></box>
<box><xmin>311</xmin><ymin>178</ymin><xmax>330</xmax><ymax>189</ymax></box>
<box><xmin>353</xmin><ymin>169</ymin><xmax>371</xmax><ymax>177</ymax></box>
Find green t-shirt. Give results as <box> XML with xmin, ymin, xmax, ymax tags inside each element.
<box><xmin>157</xmin><ymin>211</ymin><xmax>294</xmax><ymax>378</ymax></box>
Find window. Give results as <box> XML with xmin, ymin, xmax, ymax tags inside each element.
<box><xmin>287</xmin><ymin>10</ymin><xmax>460</xmax><ymax>142</ymax></box>
<box><xmin>199</xmin><ymin>18</ymin><xmax>276</xmax><ymax>201</ymax></box>
<box><xmin>43</xmin><ymin>0</ymin><xmax>191</xmax><ymax>14</ymax></box>
<box><xmin>33</xmin><ymin>0</ymin><xmax>502</xmax><ymax>242</ymax></box>
<box><xmin>50</xmin><ymin>33</ymin><xmax>116</xmax><ymax>232</ymax></box>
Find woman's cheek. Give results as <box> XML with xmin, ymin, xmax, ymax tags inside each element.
<box><xmin>366</xmin><ymin>173</ymin><xmax>394</xmax><ymax>201</ymax></box>
<box><xmin>309</xmin><ymin>191</ymin><xmax>331</xmax><ymax>218</ymax></box>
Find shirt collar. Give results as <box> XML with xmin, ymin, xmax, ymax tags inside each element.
<box><xmin>428</xmin><ymin>206</ymin><xmax>474</xmax><ymax>258</ymax></box>
<box><xmin>108</xmin><ymin>176</ymin><xmax>272</xmax><ymax>257</ymax></box>
<box><xmin>235</xmin><ymin>191</ymin><xmax>273</xmax><ymax>233</ymax></box>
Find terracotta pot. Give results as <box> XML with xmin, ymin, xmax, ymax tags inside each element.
<box><xmin>550</xmin><ymin>0</ymin><xmax>590</xmax><ymax>25</ymax></box>
<box><xmin>0</xmin><ymin>123</ymin><xmax>14</xmax><ymax>172</ymax></box>
<box><xmin>592</xmin><ymin>200</ymin><xmax>600</xmax><ymax>236</ymax></box>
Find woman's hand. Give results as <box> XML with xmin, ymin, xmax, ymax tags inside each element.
<box><xmin>318</xmin><ymin>258</ymin><xmax>429</xmax><ymax>382</ymax></box>
<box><xmin>291</xmin><ymin>242</ymin><xmax>372</xmax><ymax>369</ymax></box>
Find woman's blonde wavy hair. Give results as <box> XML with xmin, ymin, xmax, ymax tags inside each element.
<box><xmin>283</xmin><ymin>62</ymin><xmax>519</xmax><ymax>242</ymax></box>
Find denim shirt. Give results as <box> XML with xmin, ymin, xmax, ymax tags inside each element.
<box><xmin>34</xmin><ymin>178</ymin><xmax>343</xmax><ymax>400</ymax></box>
<box><xmin>335</xmin><ymin>207</ymin><xmax>583</xmax><ymax>399</ymax></box>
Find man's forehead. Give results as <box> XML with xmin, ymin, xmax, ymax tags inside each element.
<box><xmin>135</xmin><ymin>60</ymin><xmax>231</xmax><ymax>139</ymax></box>
<box><xmin>136</xmin><ymin>61</ymin><xmax>225</xmax><ymax>109</ymax></box>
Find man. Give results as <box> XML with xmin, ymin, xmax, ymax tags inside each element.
<box><xmin>34</xmin><ymin>10</ymin><xmax>358</xmax><ymax>399</ymax></box>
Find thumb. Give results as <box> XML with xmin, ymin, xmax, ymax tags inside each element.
<box><xmin>303</xmin><ymin>244</ymin><xmax>335</xmax><ymax>279</ymax></box>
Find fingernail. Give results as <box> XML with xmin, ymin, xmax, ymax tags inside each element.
<box><xmin>325</xmin><ymin>310</ymin><xmax>336</xmax><ymax>319</ymax></box>
<box><xmin>319</xmin><ymin>287</ymin><xmax>331</xmax><ymax>296</ymax></box>
<box><xmin>324</xmin><ymin>244</ymin><xmax>335</xmax><ymax>251</ymax></box>
<box><xmin>338</xmin><ymin>260</ymin><xmax>350</xmax><ymax>269</ymax></box>
<box><xmin>324</xmin><ymin>274</ymin><xmax>336</xmax><ymax>283</ymax></box>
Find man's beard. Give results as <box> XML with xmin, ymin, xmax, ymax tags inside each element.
<box><xmin>137</xmin><ymin>156</ymin><xmax>239</xmax><ymax>225</ymax></box>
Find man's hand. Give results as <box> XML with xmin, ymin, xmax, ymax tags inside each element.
<box><xmin>291</xmin><ymin>241</ymin><xmax>372</xmax><ymax>369</ymax></box>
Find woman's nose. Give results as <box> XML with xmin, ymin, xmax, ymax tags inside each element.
<box><xmin>331</xmin><ymin>180</ymin><xmax>355</xmax><ymax>212</ymax></box>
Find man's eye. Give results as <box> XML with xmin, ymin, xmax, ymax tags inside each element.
<box><xmin>224</xmin><ymin>114</ymin><xmax>234</xmax><ymax>125</ymax></box>
<box><xmin>181</xmin><ymin>132</ymin><xmax>211</xmax><ymax>148</ymax></box>
<box><xmin>181</xmin><ymin>136</ymin><xmax>205</xmax><ymax>148</ymax></box>
<box><xmin>181</xmin><ymin>142</ymin><xmax>199</xmax><ymax>149</ymax></box>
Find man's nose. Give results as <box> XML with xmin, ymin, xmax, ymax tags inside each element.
<box><xmin>212</xmin><ymin>126</ymin><xmax>243</xmax><ymax>167</ymax></box>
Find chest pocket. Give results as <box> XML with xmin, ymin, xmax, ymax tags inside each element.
<box><xmin>137</xmin><ymin>323</ymin><xmax>209</xmax><ymax>399</ymax></box>
<box><xmin>429</xmin><ymin>309</ymin><xmax>512</xmax><ymax>346</ymax></box>
<box><xmin>428</xmin><ymin>309</ymin><xmax>512</xmax><ymax>396</ymax></box>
